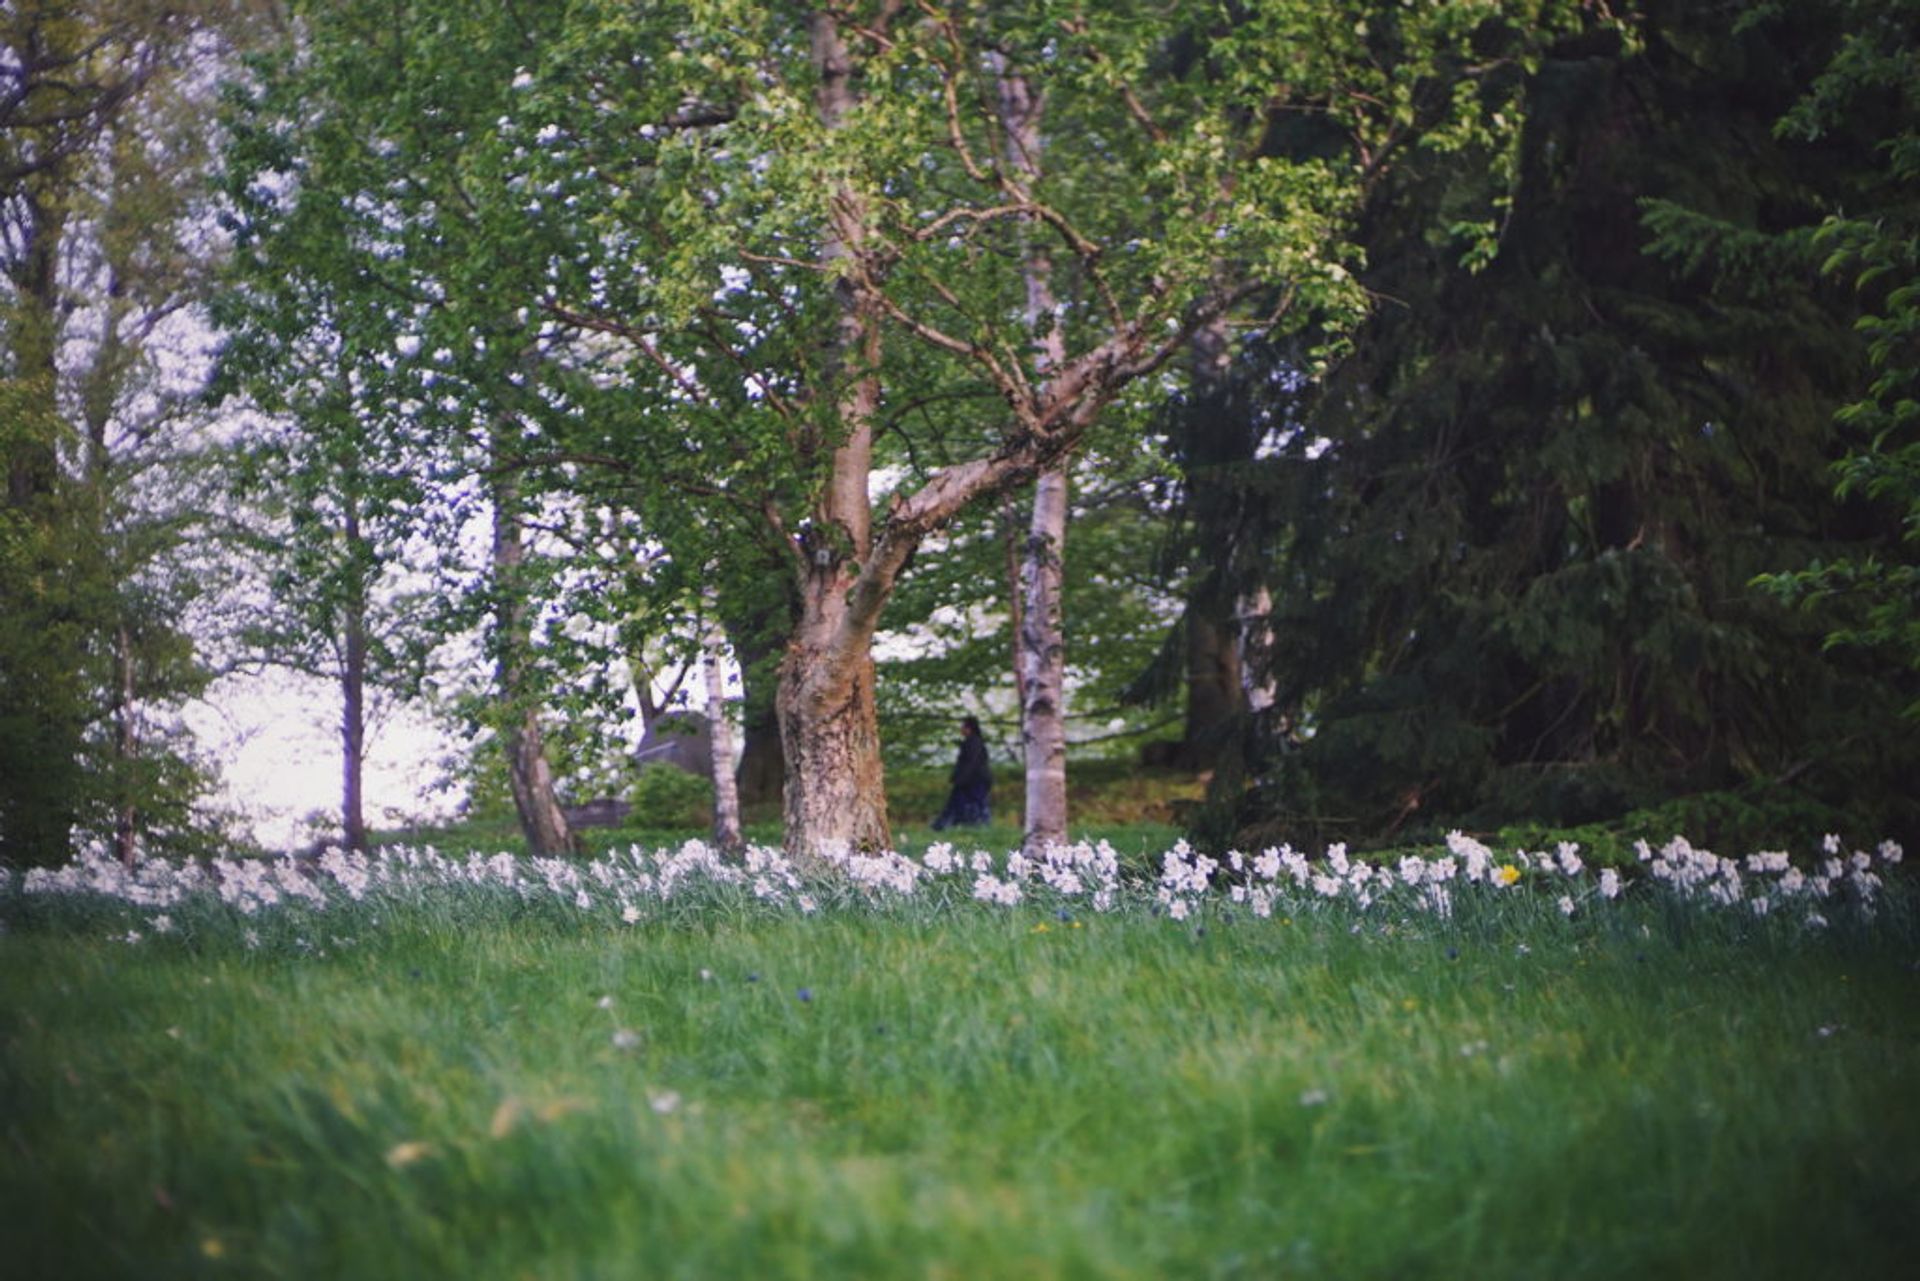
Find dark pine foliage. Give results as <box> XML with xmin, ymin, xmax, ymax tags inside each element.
<box><xmin>1217</xmin><ymin>0</ymin><xmax>1920</xmax><ymax>853</ymax></box>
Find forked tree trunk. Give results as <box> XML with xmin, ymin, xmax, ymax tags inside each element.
<box><xmin>769</xmin><ymin>9</ymin><xmax>1210</xmax><ymax>860</ymax></box>
<box><xmin>777</xmin><ymin>9</ymin><xmax>894</xmax><ymax>863</ymax></box>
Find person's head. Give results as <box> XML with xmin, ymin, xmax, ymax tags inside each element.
<box><xmin>960</xmin><ymin>715</ymin><xmax>980</xmax><ymax>738</ymax></box>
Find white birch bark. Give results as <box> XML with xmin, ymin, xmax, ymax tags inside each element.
<box><xmin>995</xmin><ymin>59</ymin><xmax>1071</xmax><ymax>855</ymax></box>
<box><xmin>704</xmin><ymin>618</ymin><xmax>744</xmax><ymax>852</ymax></box>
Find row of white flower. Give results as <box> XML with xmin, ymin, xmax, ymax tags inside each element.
<box><xmin>5</xmin><ymin>829</ymin><xmax>1903</xmax><ymax>942</ymax></box>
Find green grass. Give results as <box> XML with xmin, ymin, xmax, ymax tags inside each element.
<box><xmin>5</xmin><ymin>879</ymin><xmax>1918</xmax><ymax>1279</ymax></box>
<box><xmin>412</xmin><ymin>759</ymin><xmax>1203</xmax><ymax>860</ymax></box>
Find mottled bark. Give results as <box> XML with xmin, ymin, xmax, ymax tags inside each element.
<box><xmin>1020</xmin><ymin>471</ymin><xmax>1069</xmax><ymax>851</ymax></box>
<box><xmin>777</xmin><ymin>613</ymin><xmax>891</xmax><ymax>859</ymax></box>
<box><xmin>776</xmin><ymin>8</ymin><xmax>893</xmax><ymax>863</ymax></box>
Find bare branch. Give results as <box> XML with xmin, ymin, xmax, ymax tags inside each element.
<box><xmin>908</xmin><ymin>202</ymin><xmax>1030</xmax><ymax>244</ymax></box>
<box><xmin>923</xmin><ymin>7</ymin><xmax>994</xmax><ymax>184</ymax></box>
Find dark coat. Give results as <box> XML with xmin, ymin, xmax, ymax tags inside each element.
<box><xmin>933</xmin><ymin>730</ymin><xmax>992</xmax><ymax>829</ymax></box>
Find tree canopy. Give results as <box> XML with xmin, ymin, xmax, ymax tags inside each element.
<box><xmin>5</xmin><ymin>0</ymin><xmax>1914</xmax><ymax>864</ymax></box>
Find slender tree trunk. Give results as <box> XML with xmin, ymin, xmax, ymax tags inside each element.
<box><xmin>503</xmin><ymin>709</ymin><xmax>574</xmax><ymax>856</ymax></box>
<box><xmin>113</xmin><ymin>624</ymin><xmax>139</xmax><ymax>866</ymax></box>
<box><xmin>1238</xmin><ymin>584</ymin><xmax>1276</xmax><ymax>714</ymax></box>
<box><xmin>340</xmin><ymin>503</ymin><xmax>369</xmax><ymax>854</ymax></box>
<box><xmin>1020</xmin><ymin>471</ymin><xmax>1069</xmax><ymax>850</ymax></box>
<box><xmin>777</xmin><ymin>8</ymin><xmax>893</xmax><ymax>863</ymax></box>
<box><xmin>489</xmin><ymin>431</ymin><xmax>577</xmax><ymax>857</ymax></box>
<box><xmin>1002</xmin><ymin>493</ymin><xmax>1029</xmax><ymax>715</ymax></box>
<box><xmin>83</xmin><ymin>288</ymin><xmax>141</xmax><ymax>866</ymax></box>
<box><xmin>721</xmin><ymin>600</ymin><xmax>790</xmax><ymax>807</ymax></box>
<box><xmin>994</xmin><ymin>60</ymin><xmax>1071</xmax><ymax>853</ymax></box>
<box><xmin>704</xmin><ymin>619</ymin><xmax>744</xmax><ymax>852</ymax></box>
<box><xmin>1176</xmin><ymin>316</ymin><xmax>1251</xmax><ymax>769</ymax></box>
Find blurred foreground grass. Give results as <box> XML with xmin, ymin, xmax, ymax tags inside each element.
<box><xmin>4</xmin><ymin>889</ymin><xmax>1917</xmax><ymax>1279</ymax></box>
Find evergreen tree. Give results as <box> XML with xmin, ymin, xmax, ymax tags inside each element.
<box><xmin>1226</xmin><ymin>1</ymin><xmax>1920</xmax><ymax>851</ymax></box>
<box><xmin>1718</xmin><ymin>0</ymin><xmax>1920</xmax><ymax>713</ymax></box>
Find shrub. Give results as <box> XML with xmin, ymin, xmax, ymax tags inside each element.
<box><xmin>627</xmin><ymin>765</ymin><xmax>711</xmax><ymax>829</ymax></box>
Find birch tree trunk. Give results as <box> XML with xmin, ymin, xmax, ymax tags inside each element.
<box><xmin>704</xmin><ymin>619</ymin><xmax>743</xmax><ymax>852</ymax></box>
<box><xmin>995</xmin><ymin>61</ymin><xmax>1071</xmax><ymax>854</ymax></box>
<box><xmin>1020</xmin><ymin>471</ymin><xmax>1069</xmax><ymax>851</ymax></box>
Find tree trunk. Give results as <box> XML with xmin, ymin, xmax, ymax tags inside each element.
<box><xmin>504</xmin><ymin>709</ymin><xmax>575</xmax><ymax>857</ymax></box>
<box><xmin>1020</xmin><ymin>469</ymin><xmax>1070</xmax><ymax>851</ymax></box>
<box><xmin>1182</xmin><ymin>608</ymin><xmax>1243</xmax><ymax>765</ymax></box>
<box><xmin>1002</xmin><ymin>492</ymin><xmax>1029</xmax><ymax>715</ymax></box>
<box><xmin>83</xmin><ymin>290</ymin><xmax>140</xmax><ymax>866</ymax></box>
<box><xmin>340</xmin><ymin>502</ymin><xmax>369</xmax><ymax>855</ymax></box>
<box><xmin>489</xmin><ymin>418</ymin><xmax>577</xmax><ymax>857</ymax></box>
<box><xmin>704</xmin><ymin>619</ymin><xmax>743</xmax><ymax>852</ymax></box>
<box><xmin>995</xmin><ymin>59</ymin><xmax>1072</xmax><ymax>854</ymax></box>
<box><xmin>1238</xmin><ymin>583</ymin><xmax>1276</xmax><ymax>714</ymax></box>
<box><xmin>776</xmin><ymin>603</ymin><xmax>891</xmax><ymax>860</ymax></box>
<box><xmin>1175</xmin><ymin>315</ymin><xmax>1252</xmax><ymax>769</ymax></box>
<box><xmin>777</xmin><ymin>9</ymin><xmax>893</xmax><ymax>863</ymax></box>
<box><xmin>113</xmin><ymin>624</ymin><xmax>139</xmax><ymax>867</ymax></box>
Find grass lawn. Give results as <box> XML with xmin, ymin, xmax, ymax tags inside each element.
<box><xmin>3</xmin><ymin>839</ymin><xmax>1917</xmax><ymax>1279</ymax></box>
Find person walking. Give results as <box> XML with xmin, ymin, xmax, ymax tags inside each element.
<box><xmin>932</xmin><ymin>716</ymin><xmax>992</xmax><ymax>829</ymax></box>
